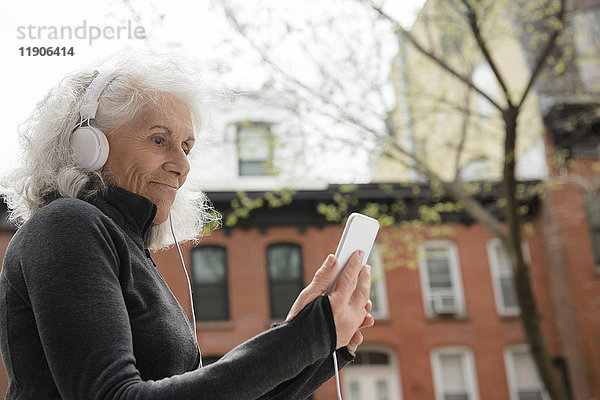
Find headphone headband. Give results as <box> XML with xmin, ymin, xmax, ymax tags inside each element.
<box><xmin>79</xmin><ymin>70</ymin><xmax>118</xmax><ymax>121</ymax></box>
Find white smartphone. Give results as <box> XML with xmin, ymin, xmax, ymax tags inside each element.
<box><xmin>325</xmin><ymin>213</ymin><xmax>380</xmax><ymax>295</ymax></box>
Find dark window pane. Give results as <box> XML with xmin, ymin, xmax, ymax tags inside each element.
<box><xmin>501</xmin><ymin>277</ymin><xmax>518</xmax><ymax>308</ymax></box>
<box><xmin>268</xmin><ymin>244</ymin><xmax>303</xmax><ymax>319</ymax></box>
<box><xmin>270</xmin><ymin>283</ymin><xmax>303</xmax><ymax>319</ymax></box>
<box><xmin>194</xmin><ymin>286</ymin><xmax>229</xmax><ymax>321</ymax></box>
<box><xmin>584</xmin><ymin>191</ymin><xmax>600</xmax><ymax>264</ymax></box>
<box><xmin>370</xmin><ymin>289</ymin><xmax>381</xmax><ymax>314</ymax></box>
<box><xmin>201</xmin><ymin>356</ymin><xmax>221</xmax><ymax>366</ymax></box>
<box><xmin>349</xmin><ymin>350</ymin><xmax>390</xmax><ymax>366</ymax></box>
<box><xmin>592</xmin><ymin>230</ymin><xmax>600</xmax><ymax>265</ymax></box>
<box><xmin>268</xmin><ymin>245</ymin><xmax>302</xmax><ymax>280</ymax></box>
<box><xmin>352</xmin><ymin>352</ymin><xmax>365</xmax><ymax>365</ymax></box>
<box><xmin>239</xmin><ymin>161</ymin><xmax>270</xmax><ymax>176</ymax></box>
<box><xmin>237</xmin><ymin>122</ymin><xmax>271</xmax><ymax>176</ymax></box>
<box><xmin>367</xmin><ymin>351</ymin><xmax>390</xmax><ymax>365</ymax></box>
<box><xmin>518</xmin><ymin>391</ymin><xmax>544</xmax><ymax>400</ymax></box>
<box><xmin>428</xmin><ymin>258</ymin><xmax>452</xmax><ymax>289</ymax></box>
<box><xmin>444</xmin><ymin>395</ymin><xmax>469</xmax><ymax>400</ymax></box>
<box><xmin>192</xmin><ymin>246</ymin><xmax>229</xmax><ymax>321</ymax></box>
<box><xmin>584</xmin><ymin>192</ymin><xmax>600</xmax><ymax>225</ymax></box>
<box><xmin>192</xmin><ymin>247</ymin><xmax>227</xmax><ymax>283</ymax></box>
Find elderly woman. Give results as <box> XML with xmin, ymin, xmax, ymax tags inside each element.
<box><xmin>0</xmin><ymin>53</ymin><xmax>373</xmax><ymax>399</ymax></box>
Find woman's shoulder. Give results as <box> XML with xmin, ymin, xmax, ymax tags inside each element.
<box><xmin>42</xmin><ymin>196</ymin><xmax>100</xmax><ymax>213</ymax></box>
<box><xmin>32</xmin><ymin>197</ymin><xmax>104</xmax><ymax>225</ymax></box>
<box><xmin>4</xmin><ymin>197</ymin><xmax>124</xmax><ymax>272</ymax></box>
<box><xmin>14</xmin><ymin>197</ymin><xmax>114</xmax><ymax>245</ymax></box>
<box><xmin>2</xmin><ymin>198</ymin><xmax>124</xmax><ymax>299</ymax></box>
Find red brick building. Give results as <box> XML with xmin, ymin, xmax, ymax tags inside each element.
<box><xmin>177</xmin><ymin>182</ymin><xmax>559</xmax><ymax>400</ymax></box>
<box><xmin>0</xmin><ymin>113</ymin><xmax>598</xmax><ymax>398</ymax></box>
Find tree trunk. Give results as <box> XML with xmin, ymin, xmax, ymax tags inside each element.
<box><xmin>503</xmin><ymin>106</ymin><xmax>570</xmax><ymax>400</ymax></box>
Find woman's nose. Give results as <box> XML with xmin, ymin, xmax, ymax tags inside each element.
<box><xmin>164</xmin><ymin>148</ymin><xmax>190</xmax><ymax>178</ymax></box>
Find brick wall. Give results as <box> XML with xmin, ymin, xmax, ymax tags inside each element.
<box><xmin>542</xmin><ymin>135</ymin><xmax>600</xmax><ymax>398</ymax></box>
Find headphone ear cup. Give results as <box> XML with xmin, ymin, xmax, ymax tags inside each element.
<box><xmin>70</xmin><ymin>126</ymin><xmax>109</xmax><ymax>170</ymax></box>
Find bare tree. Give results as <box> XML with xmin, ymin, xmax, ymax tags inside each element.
<box><xmin>211</xmin><ymin>0</ymin><xmax>599</xmax><ymax>398</ymax></box>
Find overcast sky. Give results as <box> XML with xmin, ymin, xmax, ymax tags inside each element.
<box><xmin>0</xmin><ymin>0</ymin><xmax>425</xmax><ymax>183</ymax></box>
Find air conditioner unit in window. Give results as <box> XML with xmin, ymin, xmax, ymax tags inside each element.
<box><xmin>431</xmin><ymin>292</ymin><xmax>458</xmax><ymax>315</ymax></box>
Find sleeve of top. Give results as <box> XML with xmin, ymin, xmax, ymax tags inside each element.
<box><xmin>14</xmin><ymin>204</ymin><xmax>348</xmax><ymax>400</ymax></box>
<box><xmin>257</xmin><ymin>347</ymin><xmax>355</xmax><ymax>400</ymax></box>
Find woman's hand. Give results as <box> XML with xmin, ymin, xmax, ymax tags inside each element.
<box><xmin>346</xmin><ymin>299</ymin><xmax>373</xmax><ymax>354</ymax></box>
<box><xmin>327</xmin><ymin>251</ymin><xmax>374</xmax><ymax>350</ymax></box>
<box><xmin>286</xmin><ymin>252</ymin><xmax>375</xmax><ymax>352</ymax></box>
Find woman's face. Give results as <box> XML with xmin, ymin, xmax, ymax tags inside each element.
<box><xmin>102</xmin><ymin>95</ymin><xmax>194</xmax><ymax>225</ymax></box>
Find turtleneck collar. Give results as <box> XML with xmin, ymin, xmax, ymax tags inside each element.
<box><xmin>88</xmin><ymin>185</ymin><xmax>157</xmax><ymax>249</ymax></box>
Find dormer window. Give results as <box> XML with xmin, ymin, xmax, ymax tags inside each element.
<box><xmin>236</xmin><ymin>121</ymin><xmax>272</xmax><ymax>176</ymax></box>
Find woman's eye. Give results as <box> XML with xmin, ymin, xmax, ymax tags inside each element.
<box><xmin>153</xmin><ymin>137</ymin><xmax>165</xmax><ymax>146</ymax></box>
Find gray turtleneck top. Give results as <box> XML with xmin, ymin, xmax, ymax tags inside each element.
<box><xmin>0</xmin><ymin>187</ymin><xmax>352</xmax><ymax>399</ymax></box>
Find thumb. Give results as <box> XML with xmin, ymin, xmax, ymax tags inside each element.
<box><xmin>310</xmin><ymin>254</ymin><xmax>338</xmax><ymax>293</ymax></box>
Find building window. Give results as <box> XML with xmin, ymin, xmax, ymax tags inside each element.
<box><xmin>191</xmin><ymin>246</ymin><xmax>229</xmax><ymax>321</ymax></box>
<box><xmin>487</xmin><ymin>239</ymin><xmax>520</xmax><ymax>316</ymax></box>
<box><xmin>458</xmin><ymin>158</ymin><xmax>491</xmax><ymax>182</ymax></box>
<box><xmin>472</xmin><ymin>62</ymin><xmax>497</xmax><ymax>118</ymax></box>
<box><xmin>431</xmin><ymin>347</ymin><xmax>480</xmax><ymax>400</ymax></box>
<box><xmin>367</xmin><ymin>244</ymin><xmax>389</xmax><ymax>319</ymax></box>
<box><xmin>419</xmin><ymin>240</ymin><xmax>466</xmax><ymax>318</ymax></box>
<box><xmin>504</xmin><ymin>345</ymin><xmax>547</xmax><ymax>400</ymax></box>
<box><xmin>571</xmin><ymin>6</ymin><xmax>600</xmax><ymax>93</ymax></box>
<box><xmin>583</xmin><ymin>190</ymin><xmax>600</xmax><ymax>269</ymax></box>
<box><xmin>343</xmin><ymin>346</ymin><xmax>402</xmax><ymax>400</ymax></box>
<box><xmin>267</xmin><ymin>243</ymin><xmax>304</xmax><ymax>319</ymax></box>
<box><xmin>237</xmin><ymin>121</ymin><xmax>272</xmax><ymax>176</ymax></box>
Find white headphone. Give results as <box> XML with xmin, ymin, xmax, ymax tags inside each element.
<box><xmin>71</xmin><ymin>70</ymin><xmax>117</xmax><ymax>170</ymax></box>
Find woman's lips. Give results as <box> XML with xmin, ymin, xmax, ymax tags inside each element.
<box><xmin>151</xmin><ymin>182</ymin><xmax>178</xmax><ymax>192</ymax></box>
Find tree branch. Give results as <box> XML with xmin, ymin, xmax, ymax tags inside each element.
<box><xmin>387</xmin><ymin>141</ymin><xmax>508</xmax><ymax>240</ymax></box>
<box><xmin>461</xmin><ymin>0</ymin><xmax>513</xmax><ymax>107</ymax></box>
<box><xmin>518</xmin><ymin>0</ymin><xmax>566</xmax><ymax>109</ymax></box>
<box><xmin>453</xmin><ymin>84</ymin><xmax>473</xmax><ymax>181</ymax></box>
<box><xmin>366</xmin><ymin>1</ymin><xmax>505</xmax><ymax>113</ymax></box>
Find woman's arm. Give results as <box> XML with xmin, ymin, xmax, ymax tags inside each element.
<box><xmin>257</xmin><ymin>347</ymin><xmax>355</xmax><ymax>400</ymax></box>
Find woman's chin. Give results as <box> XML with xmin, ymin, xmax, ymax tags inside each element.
<box><xmin>152</xmin><ymin>212</ymin><xmax>169</xmax><ymax>226</ymax></box>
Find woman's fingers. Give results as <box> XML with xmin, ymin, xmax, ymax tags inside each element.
<box><xmin>329</xmin><ymin>260</ymin><xmax>373</xmax><ymax>349</ymax></box>
<box><xmin>310</xmin><ymin>254</ymin><xmax>338</xmax><ymax>292</ymax></box>
<box><xmin>351</xmin><ymin>264</ymin><xmax>371</xmax><ymax>308</ymax></box>
<box><xmin>359</xmin><ymin>313</ymin><xmax>375</xmax><ymax>330</ymax></box>
<box><xmin>346</xmin><ymin>331</ymin><xmax>364</xmax><ymax>354</ymax></box>
<box><xmin>285</xmin><ymin>254</ymin><xmax>338</xmax><ymax>321</ymax></box>
<box><xmin>333</xmin><ymin>250</ymin><xmax>364</xmax><ymax>296</ymax></box>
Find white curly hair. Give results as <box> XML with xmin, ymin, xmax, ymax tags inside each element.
<box><xmin>2</xmin><ymin>50</ymin><xmax>220</xmax><ymax>249</ymax></box>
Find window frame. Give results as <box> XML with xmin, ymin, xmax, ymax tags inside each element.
<box><xmin>191</xmin><ymin>245</ymin><xmax>230</xmax><ymax>321</ymax></box>
<box><xmin>236</xmin><ymin>121</ymin><xmax>273</xmax><ymax>177</ymax></box>
<box><xmin>266</xmin><ymin>242</ymin><xmax>305</xmax><ymax>320</ymax></box>
<box><xmin>342</xmin><ymin>344</ymin><xmax>403</xmax><ymax>400</ymax></box>
<box><xmin>418</xmin><ymin>240</ymin><xmax>466</xmax><ymax>318</ymax></box>
<box><xmin>472</xmin><ymin>61</ymin><xmax>498</xmax><ymax>118</ymax></box>
<box><xmin>368</xmin><ymin>244</ymin><xmax>390</xmax><ymax>320</ymax></box>
<box><xmin>487</xmin><ymin>238</ymin><xmax>522</xmax><ymax>316</ymax></box>
<box><xmin>431</xmin><ymin>346</ymin><xmax>480</xmax><ymax>400</ymax></box>
<box><xmin>503</xmin><ymin>344</ymin><xmax>548</xmax><ymax>400</ymax></box>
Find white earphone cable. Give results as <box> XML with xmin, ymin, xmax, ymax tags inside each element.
<box><xmin>333</xmin><ymin>350</ymin><xmax>343</xmax><ymax>400</ymax></box>
<box><xmin>169</xmin><ymin>212</ymin><xmax>203</xmax><ymax>368</ymax></box>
